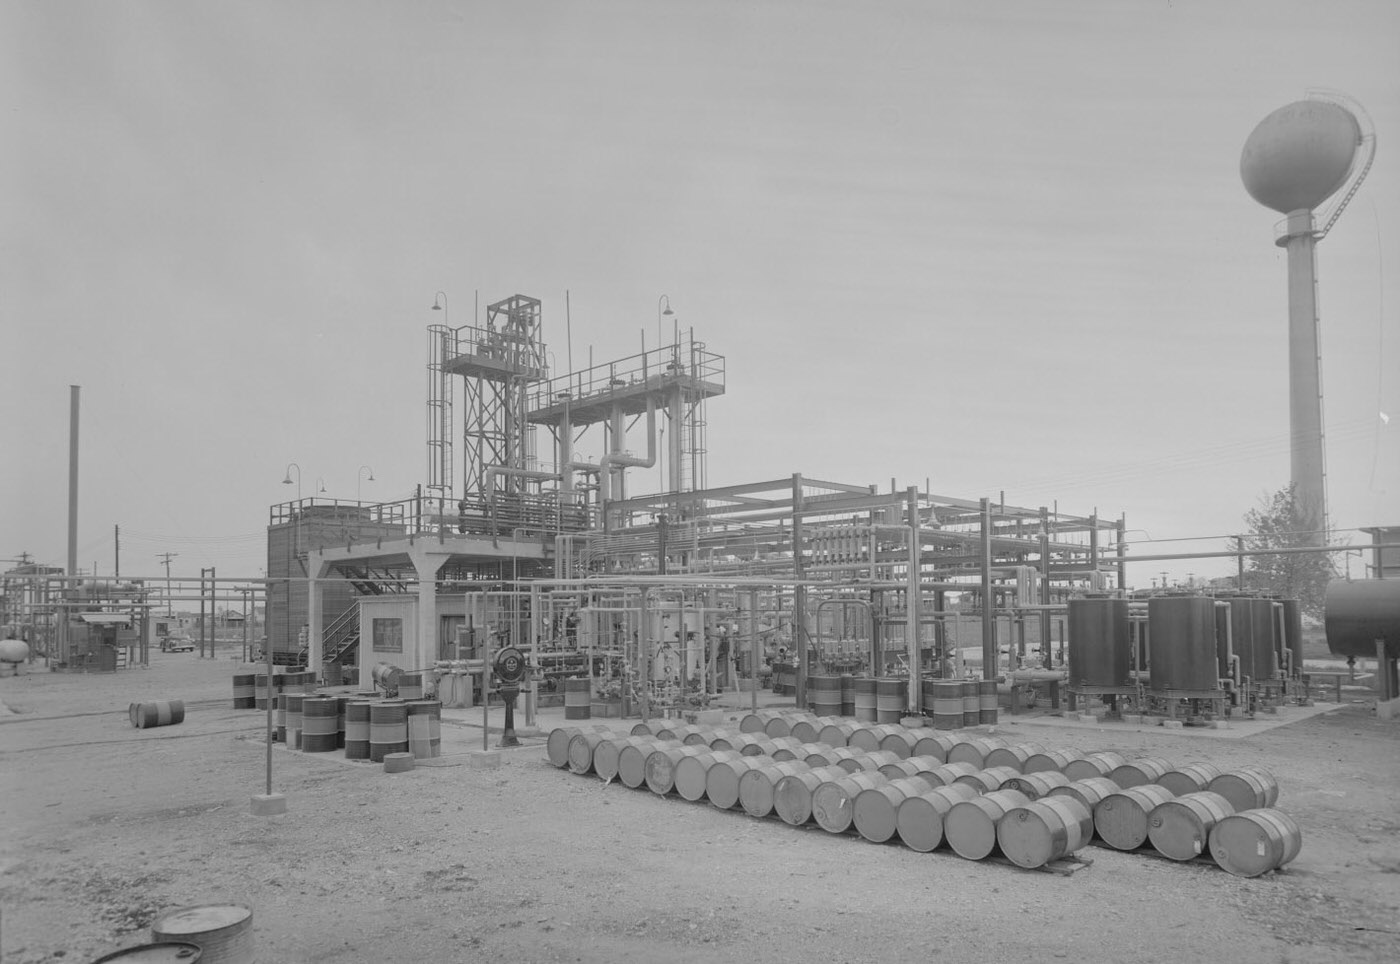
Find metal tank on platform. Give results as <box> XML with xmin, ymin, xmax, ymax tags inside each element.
<box><xmin>1146</xmin><ymin>595</ymin><xmax>1224</xmax><ymax>702</ymax></box>
<box><xmin>1066</xmin><ymin>597</ymin><xmax>1133</xmax><ymax>711</ymax></box>
<box><xmin>1325</xmin><ymin>579</ymin><xmax>1400</xmax><ymax>702</ymax></box>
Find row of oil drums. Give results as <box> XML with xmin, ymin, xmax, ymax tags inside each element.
<box><xmin>268</xmin><ymin>691</ymin><xmax>442</xmax><ymax>761</ymax></box>
<box><xmin>547</xmin><ymin>714</ymin><xmax>1299</xmax><ymax>877</ymax></box>
<box><xmin>805</xmin><ymin>676</ymin><xmax>998</xmax><ymax>728</ymax></box>
<box><xmin>230</xmin><ymin>668</ymin><xmax>316</xmax><ymax>710</ymax></box>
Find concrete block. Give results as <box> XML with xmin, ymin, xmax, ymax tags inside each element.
<box><xmin>383</xmin><ymin>752</ymin><xmax>415</xmax><ymax>773</ymax></box>
<box><xmin>1120</xmin><ymin>714</ymin><xmax>1144</xmax><ymax>725</ymax></box>
<box><xmin>466</xmin><ymin>750</ymin><xmax>503</xmax><ymax>770</ymax></box>
<box><xmin>250</xmin><ymin>793</ymin><xmax>287</xmax><ymax>816</ymax></box>
<box><xmin>1377</xmin><ymin>696</ymin><xmax>1400</xmax><ymax>722</ymax></box>
<box><xmin>1209</xmin><ymin>719</ymin><xmax>1231</xmax><ymax>730</ymax></box>
<box><xmin>1161</xmin><ymin>720</ymin><xmax>1185</xmax><ymax>730</ymax></box>
<box><xmin>1077</xmin><ymin>715</ymin><xmax>1100</xmax><ymax>724</ymax></box>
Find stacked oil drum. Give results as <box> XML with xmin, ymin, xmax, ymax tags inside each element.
<box><xmin>549</xmin><ymin>709</ymin><xmax>1301</xmax><ymax>878</ymax></box>
<box><xmin>808</xmin><ymin>674</ymin><xmax>995</xmax><ymax>728</ymax></box>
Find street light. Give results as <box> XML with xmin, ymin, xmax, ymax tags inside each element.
<box><xmin>282</xmin><ymin>462</ymin><xmax>301</xmax><ymax>501</ymax></box>
<box><xmin>316</xmin><ymin>477</ymin><xmax>327</xmax><ymax>495</ymax></box>
<box><xmin>431</xmin><ymin>291</ymin><xmax>447</xmax><ymax>320</ymax></box>
<box><xmin>657</xmin><ymin>295</ymin><xmax>673</xmax><ymax>353</ymax></box>
<box><xmin>358</xmin><ymin>465</ymin><xmax>376</xmax><ymax>503</ymax></box>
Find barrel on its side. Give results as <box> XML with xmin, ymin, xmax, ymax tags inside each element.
<box><xmin>895</xmin><ymin>783</ymin><xmax>980</xmax><ymax>853</ymax></box>
<box><xmin>1207</xmin><ymin>766</ymin><xmax>1280</xmax><ymax>812</ymax></box>
<box><xmin>997</xmin><ymin>795</ymin><xmax>1094</xmax><ymax>869</ymax></box>
<box><xmin>129</xmin><ymin>700</ymin><xmax>185</xmax><ymax>729</ymax></box>
<box><xmin>1094</xmin><ymin>785</ymin><xmax>1176</xmax><ymax>851</ymax></box>
<box><xmin>1158</xmin><ymin>763</ymin><xmax>1223</xmax><ymax>796</ymax></box>
<box><xmin>1209</xmin><ymin>808</ymin><xmax>1303</xmax><ymax>877</ymax></box>
<box><xmin>1148</xmin><ymin>791</ymin><xmax>1234</xmax><ymax>862</ymax></box>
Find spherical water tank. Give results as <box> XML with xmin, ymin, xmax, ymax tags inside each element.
<box><xmin>1241</xmin><ymin>100</ymin><xmax>1360</xmax><ymax>214</ymax></box>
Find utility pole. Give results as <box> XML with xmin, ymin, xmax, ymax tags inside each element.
<box><xmin>200</xmin><ymin>567</ymin><xmax>216</xmax><ymax>658</ymax></box>
<box><xmin>157</xmin><ymin>553</ymin><xmax>178</xmax><ymax>617</ymax></box>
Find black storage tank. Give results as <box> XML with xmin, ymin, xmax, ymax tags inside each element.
<box><xmin>1147</xmin><ymin>595</ymin><xmax>1220</xmax><ymax>693</ymax></box>
<box><xmin>1247</xmin><ymin>596</ymin><xmax>1281</xmax><ymax>680</ymax></box>
<box><xmin>1325</xmin><ymin>580</ymin><xmax>1400</xmax><ymax>659</ymax></box>
<box><xmin>1067</xmin><ymin>597</ymin><xmax>1131</xmax><ymax>687</ymax></box>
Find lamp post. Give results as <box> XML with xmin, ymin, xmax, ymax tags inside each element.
<box><xmin>431</xmin><ymin>291</ymin><xmax>447</xmax><ymax>321</ymax></box>
<box><xmin>315</xmin><ymin>477</ymin><xmax>327</xmax><ymax>495</ymax></box>
<box><xmin>657</xmin><ymin>295</ymin><xmax>673</xmax><ymax>354</ymax></box>
<box><xmin>282</xmin><ymin>462</ymin><xmax>302</xmax><ymax>502</ymax></box>
<box><xmin>358</xmin><ymin>465</ymin><xmax>376</xmax><ymax>503</ymax></box>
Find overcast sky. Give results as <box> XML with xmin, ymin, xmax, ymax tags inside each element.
<box><xmin>2</xmin><ymin>0</ymin><xmax>1397</xmax><ymax>587</ymax></box>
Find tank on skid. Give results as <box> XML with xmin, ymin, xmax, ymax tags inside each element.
<box><xmin>1146</xmin><ymin>596</ymin><xmax>1220</xmax><ymax>694</ymax></box>
<box><xmin>1325</xmin><ymin>580</ymin><xmax>1400</xmax><ymax>660</ymax></box>
<box><xmin>1067</xmin><ymin>597</ymin><xmax>1131</xmax><ymax>688</ymax></box>
<box><xmin>1242</xmin><ymin>596</ymin><xmax>1281</xmax><ymax>681</ymax></box>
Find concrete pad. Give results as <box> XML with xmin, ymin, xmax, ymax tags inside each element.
<box><xmin>250</xmin><ymin>793</ymin><xmax>287</xmax><ymax>816</ymax></box>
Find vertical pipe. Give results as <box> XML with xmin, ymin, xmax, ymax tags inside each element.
<box><xmin>1117</xmin><ymin>516</ymin><xmax>1128</xmax><ymax>591</ymax></box>
<box><xmin>63</xmin><ymin>385</ymin><xmax>80</xmax><ymax>667</ymax></box>
<box><xmin>1039</xmin><ymin>507</ymin><xmax>1052</xmax><ymax>670</ymax></box>
<box><xmin>792</xmin><ymin>474</ymin><xmax>807</xmax><ymax>709</ymax></box>
<box><xmin>265</xmin><ymin>630</ymin><xmax>274</xmax><ymax>795</ymax></box>
<box><xmin>748</xmin><ymin>588</ymin><xmax>759</xmax><ymax>714</ymax></box>
<box><xmin>906</xmin><ymin>486</ymin><xmax>920</xmax><ymax>713</ymax></box>
<box><xmin>980</xmin><ymin>498</ymin><xmax>995</xmax><ymax>681</ymax></box>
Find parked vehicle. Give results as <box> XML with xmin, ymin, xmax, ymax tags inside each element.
<box><xmin>161</xmin><ymin>635</ymin><xmax>195</xmax><ymax>653</ymax></box>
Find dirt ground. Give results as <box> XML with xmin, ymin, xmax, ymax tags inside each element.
<box><xmin>2</xmin><ymin>649</ymin><xmax>1398</xmax><ymax>964</ymax></box>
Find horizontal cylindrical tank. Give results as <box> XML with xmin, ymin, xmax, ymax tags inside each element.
<box><xmin>1147</xmin><ymin>596</ymin><xmax>1220</xmax><ymax>694</ymax></box>
<box><xmin>1067</xmin><ymin>597</ymin><xmax>1131</xmax><ymax>688</ymax></box>
<box><xmin>1325</xmin><ymin>580</ymin><xmax>1400</xmax><ymax>660</ymax></box>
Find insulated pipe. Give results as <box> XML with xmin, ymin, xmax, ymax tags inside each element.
<box><xmin>599</xmin><ymin>399</ymin><xmax>658</xmax><ymax>504</ymax></box>
<box><xmin>1215</xmin><ymin>601</ymin><xmax>1241</xmax><ymax>689</ymax></box>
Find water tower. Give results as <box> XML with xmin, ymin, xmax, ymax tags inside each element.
<box><xmin>1240</xmin><ymin>92</ymin><xmax>1375</xmax><ymax>543</ymax></box>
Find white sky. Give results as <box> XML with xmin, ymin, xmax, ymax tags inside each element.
<box><xmin>2</xmin><ymin>0</ymin><xmax>1397</xmax><ymax>586</ymax></box>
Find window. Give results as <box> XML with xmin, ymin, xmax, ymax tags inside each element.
<box><xmin>372</xmin><ymin>617</ymin><xmax>403</xmax><ymax>653</ymax></box>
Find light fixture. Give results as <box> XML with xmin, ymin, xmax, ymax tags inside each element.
<box><xmin>282</xmin><ymin>462</ymin><xmax>302</xmax><ymax>501</ymax></box>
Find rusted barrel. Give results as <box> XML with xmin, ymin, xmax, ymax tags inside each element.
<box><xmin>563</xmin><ymin>677</ymin><xmax>591</xmax><ymax>720</ymax></box>
<box><xmin>954</xmin><ymin>765</ymin><xmax>1023</xmax><ymax>794</ymax></box>
<box><xmin>1207</xmin><ymin>766</ymin><xmax>1280</xmax><ymax>812</ymax></box>
<box><xmin>960</xmin><ymin>680</ymin><xmax>979</xmax><ymax>727</ymax></box>
<box><xmin>853</xmin><ymin>776</ymin><xmax>936</xmax><ymax>843</ymax></box>
<box><xmin>1148</xmin><ymin>791</ymin><xmax>1235</xmax><ymax>861</ymax></box>
<box><xmin>877</xmin><ymin>755</ymin><xmax>945</xmax><ymax>783</ymax></box>
<box><xmin>150</xmin><ymin>904</ymin><xmax>253</xmax><ymax>964</ymax></box>
<box><xmin>706</xmin><ymin>755</ymin><xmax>768</xmax><ymax>810</ymax></box>
<box><xmin>923</xmin><ymin>761</ymin><xmax>980</xmax><ymax>787</ymax></box>
<box><xmin>929</xmin><ymin>680</ymin><xmax>963</xmax><ymax>730</ymax></box>
<box><xmin>344</xmin><ymin>700</ymin><xmax>372</xmax><ymax>760</ymax></box>
<box><xmin>673</xmin><ymin>750</ymin><xmax>741</xmax><ymax>802</ymax></box>
<box><xmin>1094</xmin><ymin>784</ymin><xmax>1176</xmax><ymax>851</ymax></box>
<box><xmin>896</xmin><ymin>783</ymin><xmax>980</xmax><ymax>852</ymax></box>
<box><xmin>946</xmin><ymin>737</ymin><xmax>1007</xmax><ymax>768</ymax></box>
<box><xmin>129</xmin><ymin>700</ymin><xmax>185</xmax><ymax>729</ymax></box>
<box><xmin>738</xmin><ymin>760</ymin><xmax>811</xmax><ymax>817</ymax></box>
<box><xmin>978</xmin><ymin>679</ymin><xmax>998</xmax><ymax>724</ymax></box>
<box><xmin>997</xmin><ymin>795</ymin><xmax>1095</xmax><ymax>869</ymax></box>
<box><xmin>1209</xmin><ymin>808</ymin><xmax>1303</xmax><ymax>877</ymax></box>
<box><xmin>1062</xmin><ymin>751</ymin><xmax>1128</xmax><ymax>782</ymax></box>
<box><xmin>1001</xmin><ymin>770</ymin><xmax>1072</xmax><ymax>801</ymax></box>
<box><xmin>944</xmin><ymin>789</ymin><xmax>1033</xmax><ymax>860</ymax></box>
<box><xmin>1025</xmin><ymin>747</ymin><xmax>1083</xmax><ymax>774</ymax></box>
<box><xmin>1109</xmin><ymin>756</ymin><xmax>1176</xmax><ymax>789</ymax></box>
<box><xmin>813</xmin><ymin>771</ymin><xmax>889</xmax><ymax>834</ymax></box>
<box><xmin>300</xmin><ymin>696</ymin><xmax>338</xmax><ymax>753</ymax></box>
<box><xmin>773</xmin><ymin>765</ymin><xmax>849</xmax><ymax>825</ymax></box>
<box><xmin>644</xmin><ymin>745</ymin><xmax>708</xmax><ymax>794</ymax></box>
<box><xmin>875</xmin><ymin>678</ymin><xmax>906</xmax><ymax>724</ymax></box>
<box><xmin>985</xmin><ymin>743</ymin><xmax>1045</xmax><ymax>773</ymax></box>
<box><xmin>1158</xmin><ymin>763</ymin><xmax>1223</xmax><ymax>796</ymax></box>
<box><xmin>852</xmin><ymin>678</ymin><xmax>878</xmax><ymax>722</ymax></box>
<box><xmin>817</xmin><ymin>721</ymin><xmax>859</xmax><ymax>747</ymax></box>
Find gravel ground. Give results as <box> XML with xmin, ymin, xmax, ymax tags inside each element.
<box><xmin>2</xmin><ymin>651</ymin><xmax>1398</xmax><ymax>964</ymax></box>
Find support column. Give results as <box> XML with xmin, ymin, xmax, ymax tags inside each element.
<box><xmin>669</xmin><ymin>382</ymin><xmax>685</xmax><ymax>492</ymax></box>
<box><xmin>410</xmin><ymin>547</ymin><xmax>447</xmax><ymax>673</ymax></box>
<box><xmin>906</xmin><ymin>486</ymin><xmax>921</xmax><ymax>714</ymax></box>
<box><xmin>306</xmin><ymin>552</ymin><xmax>329</xmax><ymax>677</ymax></box>
<box><xmin>980</xmin><ymin>498</ymin><xmax>995</xmax><ymax>681</ymax></box>
<box><xmin>1039</xmin><ymin>507</ymin><xmax>1052</xmax><ymax>670</ymax></box>
<box><xmin>792</xmin><ymin>474</ymin><xmax>808</xmax><ymax>709</ymax></box>
<box><xmin>1281</xmin><ymin>211</ymin><xmax>1326</xmax><ymax>540</ymax></box>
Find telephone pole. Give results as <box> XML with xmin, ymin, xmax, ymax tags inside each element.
<box><xmin>157</xmin><ymin>552</ymin><xmax>178</xmax><ymax>616</ymax></box>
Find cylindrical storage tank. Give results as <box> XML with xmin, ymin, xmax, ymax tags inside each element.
<box><xmin>371</xmin><ymin>662</ymin><xmax>401</xmax><ymax>694</ymax></box>
<box><xmin>896</xmin><ymin>782</ymin><xmax>980</xmax><ymax>852</ymax></box>
<box><xmin>811</xmin><ymin>772</ymin><xmax>888</xmax><ymax>834</ymax></box>
<box><xmin>1067</xmin><ymin>597</ymin><xmax>1131</xmax><ymax>687</ymax></box>
<box><xmin>1159</xmin><ymin>763</ymin><xmax>1223</xmax><ymax>796</ymax></box>
<box><xmin>811</xmin><ymin>675</ymin><xmax>842</xmax><ymax>717</ymax></box>
<box><xmin>1062</xmin><ymin>751</ymin><xmax>1127</xmax><ymax>782</ymax></box>
<box><xmin>1209</xmin><ymin>808</ymin><xmax>1303</xmax><ymax>877</ymax></box>
<box><xmin>1001</xmin><ymin>770</ymin><xmax>1071</xmax><ymax>801</ymax></box>
<box><xmin>852</xmin><ymin>678</ymin><xmax>878</xmax><ymax>722</ymax></box>
<box><xmin>853</xmin><ymin>776</ymin><xmax>935</xmax><ymax>843</ymax></box>
<box><xmin>674</xmin><ymin>750</ymin><xmax>741</xmax><ymax>802</ymax></box>
<box><xmin>954</xmin><ymin>765</ymin><xmax>1022</xmax><ymax>794</ymax></box>
<box><xmin>773</xmin><ymin>765</ymin><xmax>850</xmax><ymax>826</ymax></box>
<box><xmin>977</xmin><ymin>679</ymin><xmax>998</xmax><ymax>725</ymax></box>
<box><xmin>150</xmin><ymin>904</ymin><xmax>253</xmax><ymax>964</ymax></box>
<box><xmin>563</xmin><ymin>677</ymin><xmax>591</xmax><ymax>720</ymax></box>
<box><xmin>944</xmin><ymin>789</ymin><xmax>1032</xmax><ymax>860</ymax></box>
<box><xmin>946</xmin><ymin>737</ymin><xmax>1007</xmax><ymax>769</ymax></box>
<box><xmin>875</xmin><ymin>678</ymin><xmax>906</xmax><ymax>724</ymax></box>
<box><xmin>960</xmin><ymin>680</ymin><xmax>979</xmax><ymax>727</ymax></box>
<box><xmin>738</xmin><ymin>760</ymin><xmax>811</xmax><ymax>817</ymax></box>
<box><xmin>997</xmin><ymin>795</ymin><xmax>1095</xmax><ymax>869</ymax></box>
<box><xmin>1325</xmin><ymin>579</ymin><xmax>1400</xmax><ymax>659</ymax></box>
<box><xmin>129</xmin><ymin>700</ymin><xmax>185</xmax><ymax>729</ymax></box>
<box><xmin>839</xmin><ymin>673</ymin><xmax>855</xmax><ymax>716</ymax></box>
<box><xmin>344</xmin><ymin>700</ymin><xmax>372</xmax><ymax>760</ymax></box>
<box><xmin>1148</xmin><ymin>791</ymin><xmax>1234</xmax><ymax>861</ymax></box>
<box><xmin>1025</xmin><ymin>748</ymin><xmax>1083</xmax><ymax>774</ymax></box>
<box><xmin>407</xmin><ymin>699</ymin><xmax>440</xmax><ymax>759</ymax></box>
<box><xmin>1207</xmin><ymin>766</ymin><xmax>1280</xmax><ymax>811</ymax></box>
<box><xmin>1094</xmin><ymin>785</ymin><xmax>1176</xmax><ymax>851</ymax></box>
<box><xmin>368</xmin><ymin>701</ymin><xmax>408</xmax><ymax>763</ymax></box>
<box><xmin>985</xmin><ymin>743</ymin><xmax>1044</xmax><ymax>773</ymax></box>
<box><xmin>929</xmin><ymin>680</ymin><xmax>963</xmax><ymax>730</ymax></box>
<box><xmin>1108</xmin><ymin>757</ymin><xmax>1175</xmax><ymax>789</ymax></box>
<box><xmin>1249</xmin><ymin>597</ymin><xmax>1280</xmax><ymax>680</ymax></box>
<box><xmin>300</xmin><ymin>696</ymin><xmax>339</xmax><ymax>753</ymax></box>
<box><xmin>231</xmin><ymin>672</ymin><xmax>256</xmax><ymax>710</ymax></box>
<box><xmin>1049</xmin><ymin>777</ymin><xmax>1121</xmax><ymax>829</ymax></box>
<box><xmin>1147</xmin><ymin>596</ymin><xmax>1220</xmax><ymax>693</ymax></box>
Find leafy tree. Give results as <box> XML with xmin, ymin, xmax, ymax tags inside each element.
<box><xmin>1237</xmin><ymin>483</ymin><xmax>1338</xmax><ymax>619</ymax></box>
